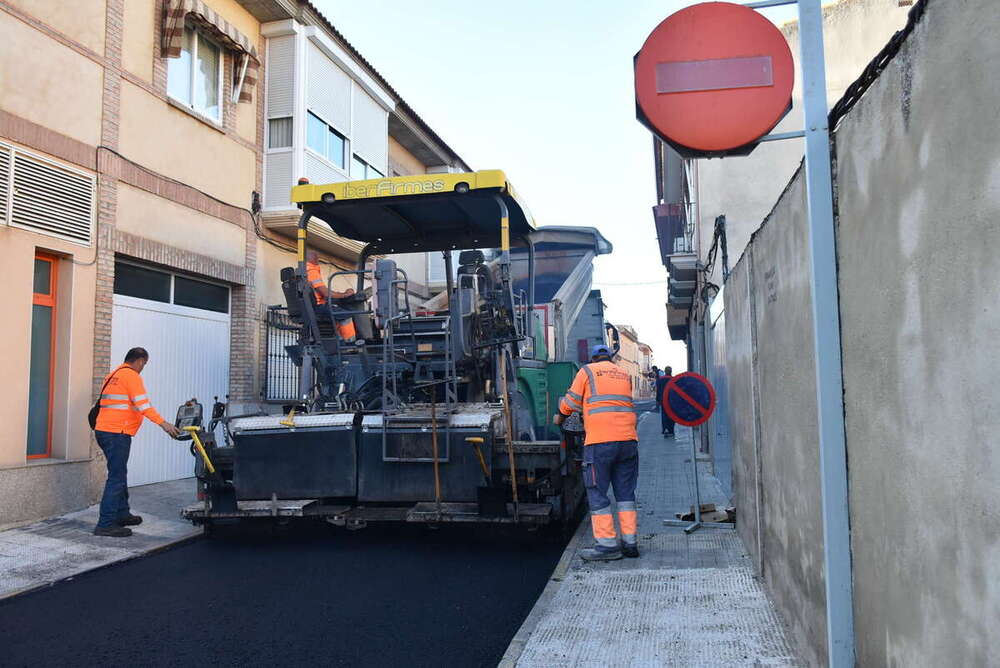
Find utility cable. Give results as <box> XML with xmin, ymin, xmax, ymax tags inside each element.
<box><xmin>73</xmin><ymin>145</ymin><xmax>353</xmax><ymax>272</ymax></box>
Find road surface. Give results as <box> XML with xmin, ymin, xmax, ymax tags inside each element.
<box><xmin>0</xmin><ymin>522</ymin><xmax>566</xmax><ymax>667</ymax></box>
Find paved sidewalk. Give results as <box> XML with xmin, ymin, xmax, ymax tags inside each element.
<box><xmin>0</xmin><ymin>478</ymin><xmax>200</xmax><ymax>600</ymax></box>
<box><xmin>503</xmin><ymin>414</ymin><xmax>802</xmax><ymax>667</ymax></box>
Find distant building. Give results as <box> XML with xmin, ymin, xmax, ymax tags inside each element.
<box><xmin>637</xmin><ymin>342</ymin><xmax>654</xmax><ymax>399</ymax></box>
<box><xmin>614</xmin><ymin>325</ymin><xmax>650</xmax><ymax>400</ymax></box>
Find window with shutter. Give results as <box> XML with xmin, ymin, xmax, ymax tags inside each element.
<box><xmin>10</xmin><ymin>151</ymin><xmax>95</xmax><ymax>246</ymax></box>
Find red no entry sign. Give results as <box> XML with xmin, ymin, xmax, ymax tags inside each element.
<box><xmin>634</xmin><ymin>2</ymin><xmax>794</xmax><ymax>157</ymax></box>
<box><xmin>663</xmin><ymin>372</ymin><xmax>717</xmax><ymax>427</ymax></box>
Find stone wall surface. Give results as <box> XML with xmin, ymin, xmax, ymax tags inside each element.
<box><xmin>725</xmin><ymin>170</ymin><xmax>827</xmax><ymax>668</ymax></box>
<box><xmin>836</xmin><ymin>0</ymin><xmax>1000</xmax><ymax>665</ymax></box>
<box><xmin>720</xmin><ymin>0</ymin><xmax>1000</xmax><ymax>665</ymax></box>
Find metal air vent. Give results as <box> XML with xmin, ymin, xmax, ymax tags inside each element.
<box><xmin>11</xmin><ymin>152</ymin><xmax>94</xmax><ymax>245</ymax></box>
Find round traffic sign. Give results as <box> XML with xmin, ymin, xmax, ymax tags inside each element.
<box><xmin>634</xmin><ymin>2</ymin><xmax>794</xmax><ymax>157</ymax></box>
<box><xmin>663</xmin><ymin>372</ymin><xmax>717</xmax><ymax>427</ymax></box>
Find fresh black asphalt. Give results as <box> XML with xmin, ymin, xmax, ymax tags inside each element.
<box><xmin>0</xmin><ymin>522</ymin><xmax>568</xmax><ymax>667</ymax></box>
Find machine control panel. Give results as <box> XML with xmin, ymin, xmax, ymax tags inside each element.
<box><xmin>174</xmin><ymin>399</ymin><xmax>204</xmax><ymax>441</ymax></box>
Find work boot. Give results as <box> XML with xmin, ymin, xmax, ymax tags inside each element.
<box><xmin>94</xmin><ymin>525</ymin><xmax>133</xmax><ymax>537</ymax></box>
<box><xmin>117</xmin><ymin>514</ymin><xmax>143</xmax><ymax>526</ymax></box>
<box><xmin>622</xmin><ymin>542</ymin><xmax>640</xmax><ymax>559</ymax></box>
<box><xmin>580</xmin><ymin>545</ymin><xmax>623</xmax><ymax>562</ymax></box>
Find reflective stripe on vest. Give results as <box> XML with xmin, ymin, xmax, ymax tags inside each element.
<box><xmin>583</xmin><ymin>365</ymin><xmax>598</xmax><ymax>394</ymax></box>
<box><xmin>587</xmin><ymin>405</ymin><xmax>635</xmax><ymax>415</ymax></box>
<box><xmin>587</xmin><ymin>394</ymin><xmax>633</xmax><ymax>404</ymax></box>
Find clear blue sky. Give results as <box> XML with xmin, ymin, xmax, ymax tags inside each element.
<box><xmin>315</xmin><ymin>0</ymin><xmax>797</xmax><ymax>372</ymax></box>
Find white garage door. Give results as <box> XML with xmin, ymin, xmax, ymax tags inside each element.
<box><xmin>111</xmin><ymin>263</ymin><xmax>230</xmax><ymax>486</ymax></box>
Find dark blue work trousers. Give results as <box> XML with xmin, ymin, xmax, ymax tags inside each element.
<box><xmin>583</xmin><ymin>440</ymin><xmax>639</xmax><ymax>507</ymax></box>
<box><xmin>95</xmin><ymin>431</ymin><xmax>132</xmax><ymax>528</ymax></box>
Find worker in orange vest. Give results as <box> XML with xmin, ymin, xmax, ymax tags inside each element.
<box><xmin>554</xmin><ymin>344</ymin><xmax>639</xmax><ymax>560</ymax></box>
<box><xmin>93</xmin><ymin>347</ymin><xmax>179</xmax><ymax>537</ymax></box>
<box><xmin>306</xmin><ymin>250</ymin><xmax>357</xmax><ymax>341</ymax></box>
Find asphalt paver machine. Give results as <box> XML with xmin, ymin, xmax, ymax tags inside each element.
<box><xmin>182</xmin><ymin>170</ymin><xmax>612</xmax><ymax>530</ymax></box>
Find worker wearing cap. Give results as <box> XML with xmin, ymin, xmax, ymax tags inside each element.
<box><xmin>93</xmin><ymin>347</ymin><xmax>180</xmax><ymax>537</ymax></box>
<box><xmin>554</xmin><ymin>344</ymin><xmax>639</xmax><ymax>561</ymax></box>
<box><xmin>306</xmin><ymin>250</ymin><xmax>357</xmax><ymax>341</ymax></box>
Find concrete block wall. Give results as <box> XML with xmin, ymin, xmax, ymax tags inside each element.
<box><xmin>721</xmin><ymin>0</ymin><xmax>1000</xmax><ymax>664</ymax></box>
<box><xmin>836</xmin><ymin>0</ymin><xmax>1000</xmax><ymax>664</ymax></box>
<box><xmin>724</xmin><ymin>169</ymin><xmax>827</xmax><ymax>667</ymax></box>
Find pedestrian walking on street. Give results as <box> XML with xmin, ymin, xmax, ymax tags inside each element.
<box><xmin>554</xmin><ymin>344</ymin><xmax>639</xmax><ymax>561</ymax></box>
<box><xmin>656</xmin><ymin>365</ymin><xmax>675</xmax><ymax>437</ymax></box>
<box><xmin>92</xmin><ymin>347</ymin><xmax>179</xmax><ymax>537</ymax></box>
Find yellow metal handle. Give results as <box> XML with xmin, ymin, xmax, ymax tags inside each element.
<box><xmin>183</xmin><ymin>426</ymin><xmax>216</xmax><ymax>475</ymax></box>
<box><xmin>500</xmin><ymin>215</ymin><xmax>510</xmax><ymax>252</ymax></box>
<box><xmin>297</xmin><ymin>227</ymin><xmax>306</xmax><ymax>263</ymax></box>
<box><xmin>280</xmin><ymin>407</ymin><xmax>297</xmax><ymax>427</ymax></box>
<box><xmin>465</xmin><ymin>437</ymin><xmax>491</xmax><ymax>482</ymax></box>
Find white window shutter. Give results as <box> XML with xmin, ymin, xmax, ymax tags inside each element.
<box><xmin>0</xmin><ymin>144</ymin><xmax>10</xmax><ymax>225</ymax></box>
<box><xmin>11</xmin><ymin>152</ymin><xmax>94</xmax><ymax>245</ymax></box>
<box><xmin>351</xmin><ymin>85</ymin><xmax>388</xmax><ymax>171</ymax></box>
<box><xmin>266</xmin><ymin>35</ymin><xmax>296</xmax><ymax>118</ymax></box>
<box><xmin>306</xmin><ymin>42</ymin><xmax>351</xmax><ymax>134</ymax></box>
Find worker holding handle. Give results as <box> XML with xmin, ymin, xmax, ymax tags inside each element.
<box><xmin>92</xmin><ymin>347</ymin><xmax>180</xmax><ymax>537</ymax></box>
<box><xmin>554</xmin><ymin>344</ymin><xmax>639</xmax><ymax>561</ymax></box>
<box><xmin>306</xmin><ymin>250</ymin><xmax>357</xmax><ymax>341</ymax></box>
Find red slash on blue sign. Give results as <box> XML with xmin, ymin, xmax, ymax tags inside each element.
<box><xmin>663</xmin><ymin>372</ymin><xmax>717</xmax><ymax>427</ymax></box>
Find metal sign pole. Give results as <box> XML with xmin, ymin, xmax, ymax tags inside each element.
<box><xmin>662</xmin><ymin>370</ymin><xmax>731</xmax><ymax>533</ymax></box>
<box><xmin>636</xmin><ymin>2</ymin><xmax>855</xmax><ymax>661</ymax></box>
<box><xmin>662</xmin><ymin>423</ymin><xmax>734</xmax><ymax>533</ymax></box>
<box><xmin>795</xmin><ymin>1</ymin><xmax>856</xmax><ymax>666</ymax></box>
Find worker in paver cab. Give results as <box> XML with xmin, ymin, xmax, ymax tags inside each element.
<box><xmin>553</xmin><ymin>344</ymin><xmax>639</xmax><ymax>561</ymax></box>
<box><xmin>305</xmin><ymin>250</ymin><xmax>357</xmax><ymax>341</ymax></box>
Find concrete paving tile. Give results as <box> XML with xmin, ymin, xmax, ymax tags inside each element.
<box><xmin>508</xmin><ymin>415</ymin><xmax>802</xmax><ymax>667</ymax></box>
<box><xmin>0</xmin><ymin>478</ymin><xmax>200</xmax><ymax>600</ymax></box>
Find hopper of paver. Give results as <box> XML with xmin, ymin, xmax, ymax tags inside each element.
<box><xmin>509</xmin><ymin>226</ymin><xmax>613</xmax><ymax>362</ymax></box>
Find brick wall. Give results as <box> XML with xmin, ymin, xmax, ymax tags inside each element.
<box><xmin>92</xmin><ymin>0</ymin><xmax>124</xmax><ymax>402</ymax></box>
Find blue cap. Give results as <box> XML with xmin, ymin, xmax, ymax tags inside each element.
<box><xmin>590</xmin><ymin>344</ymin><xmax>612</xmax><ymax>358</ymax></box>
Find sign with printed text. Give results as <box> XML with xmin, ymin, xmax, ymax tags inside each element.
<box><xmin>663</xmin><ymin>372</ymin><xmax>716</xmax><ymax>427</ymax></box>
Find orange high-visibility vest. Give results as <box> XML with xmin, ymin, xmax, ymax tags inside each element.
<box><xmin>306</xmin><ymin>261</ymin><xmax>327</xmax><ymax>305</ymax></box>
<box><xmin>306</xmin><ymin>261</ymin><xmax>356</xmax><ymax>340</ymax></box>
<box><xmin>94</xmin><ymin>365</ymin><xmax>165</xmax><ymax>436</ymax></box>
<box><xmin>559</xmin><ymin>360</ymin><xmax>637</xmax><ymax>445</ymax></box>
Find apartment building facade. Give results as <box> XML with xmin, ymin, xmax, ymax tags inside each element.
<box><xmin>254</xmin><ymin>4</ymin><xmax>468</xmax><ymax>309</ymax></box>
<box><xmin>0</xmin><ymin>0</ymin><xmax>468</xmax><ymax>526</ymax></box>
<box><xmin>0</xmin><ymin>0</ymin><xmax>266</xmax><ymax>526</ymax></box>
<box><xmin>252</xmin><ymin>4</ymin><xmax>469</xmax><ymax>403</ymax></box>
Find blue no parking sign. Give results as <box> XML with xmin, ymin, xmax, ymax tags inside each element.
<box><xmin>663</xmin><ymin>372</ymin><xmax>717</xmax><ymax>427</ymax></box>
